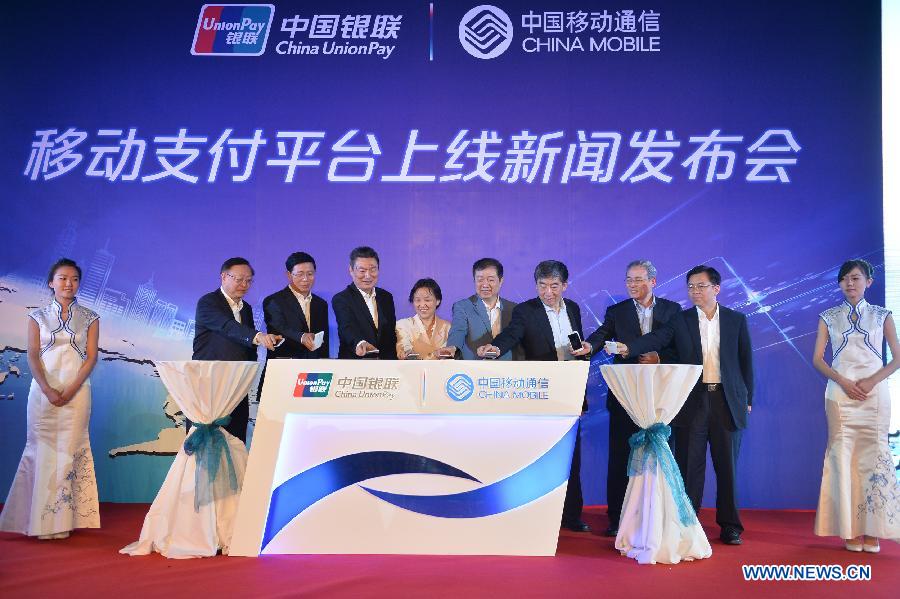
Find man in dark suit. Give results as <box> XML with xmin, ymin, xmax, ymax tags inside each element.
<box><xmin>478</xmin><ymin>260</ymin><xmax>593</xmax><ymax>532</ymax></box>
<box><xmin>192</xmin><ymin>257</ymin><xmax>280</xmax><ymax>442</ymax></box>
<box><xmin>332</xmin><ymin>246</ymin><xmax>397</xmax><ymax>360</ymax></box>
<box><xmin>262</xmin><ymin>252</ymin><xmax>329</xmax><ymax>360</ymax></box>
<box><xmin>620</xmin><ymin>265</ymin><xmax>753</xmax><ymax>545</ymax></box>
<box><xmin>583</xmin><ymin>260</ymin><xmax>680</xmax><ymax>537</ymax></box>
<box><xmin>446</xmin><ymin>257</ymin><xmax>523</xmax><ymax>361</ymax></box>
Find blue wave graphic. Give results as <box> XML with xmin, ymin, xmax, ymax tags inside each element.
<box><xmin>261</xmin><ymin>424</ymin><xmax>577</xmax><ymax>550</ymax></box>
<box><xmin>263</xmin><ymin>451</ymin><xmax>479</xmax><ymax>549</ymax></box>
<box><xmin>361</xmin><ymin>423</ymin><xmax>577</xmax><ymax>517</ymax></box>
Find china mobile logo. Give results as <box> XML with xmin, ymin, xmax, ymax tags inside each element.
<box><xmin>192</xmin><ymin>4</ymin><xmax>275</xmax><ymax>56</ymax></box>
<box><xmin>446</xmin><ymin>374</ymin><xmax>475</xmax><ymax>402</ymax></box>
<box><xmin>459</xmin><ymin>5</ymin><xmax>513</xmax><ymax>59</ymax></box>
<box><xmin>293</xmin><ymin>373</ymin><xmax>333</xmax><ymax>397</ymax></box>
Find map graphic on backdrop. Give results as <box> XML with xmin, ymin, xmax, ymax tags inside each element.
<box><xmin>0</xmin><ymin>1</ymin><xmax>892</xmax><ymax>506</ymax></box>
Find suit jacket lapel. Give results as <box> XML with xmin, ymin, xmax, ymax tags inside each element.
<box><xmin>565</xmin><ymin>299</ymin><xmax>582</xmax><ymax>336</ymax></box>
<box><xmin>624</xmin><ymin>299</ymin><xmax>643</xmax><ymax>336</ymax></box>
<box><xmin>309</xmin><ymin>294</ymin><xmax>323</xmax><ymax>333</ymax></box>
<box><xmin>240</xmin><ymin>302</ymin><xmax>253</xmax><ymax>328</ymax></box>
<box><xmin>471</xmin><ymin>295</ymin><xmax>492</xmax><ymax>332</ymax></box>
<box><xmin>535</xmin><ymin>300</ymin><xmax>556</xmax><ymax>354</ymax></box>
<box><xmin>348</xmin><ymin>284</ymin><xmax>377</xmax><ymax>335</ymax></box>
<box><xmin>374</xmin><ymin>288</ymin><xmax>386</xmax><ymax>335</ymax></box>
<box><xmin>684</xmin><ymin>308</ymin><xmax>703</xmax><ymax>364</ymax></box>
<box><xmin>718</xmin><ymin>306</ymin><xmax>732</xmax><ymax>361</ymax></box>
<box><xmin>283</xmin><ymin>287</ymin><xmax>309</xmax><ymax>334</ymax></box>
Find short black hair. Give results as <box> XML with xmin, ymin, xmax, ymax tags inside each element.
<box><xmin>686</xmin><ymin>265</ymin><xmax>721</xmax><ymax>286</ymax></box>
<box><xmin>220</xmin><ymin>257</ymin><xmax>255</xmax><ymax>276</ymax></box>
<box><xmin>534</xmin><ymin>260</ymin><xmax>568</xmax><ymax>283</ymax></box>
<box><xmin>285</xmin><ymin>252</ymin><xmax>316</xmax><ymax>272</ymax></box>
<box><xmin>47</xmin><ymin>258</ymin><xmax>81</xmax><ymax>285</ymax></box>
<box><xmin>472</xmin><ymin>258</ymin><xmax>504</xmax><ymax>279</ymax></box>
<box><xmin>408</xmin><ymin>278</ymin><xmax>442</xmax><ymax>305</ymax></box>
<box><xmin>838</xmin><ymin>259</ymin><xmax>874</xmax><ymax>282</ymax></box>
<box><xmin>350</xmin><ymin>246</ymin><xmax>379</xmax><ymax>267</ymax></box>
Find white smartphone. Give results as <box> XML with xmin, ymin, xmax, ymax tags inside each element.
<box><xmin>605</xmin><ymin>341</ymin><xmax>620</xmax><ymax>355</ymax></box>
<box><xmin>568</xmin><ymin>331</ymin><xmax>583</xmax><ymax>351</ymax></box>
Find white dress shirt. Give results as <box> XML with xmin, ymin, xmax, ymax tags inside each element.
<box><xmin>634</xmin><ymin>296</ymin><xmax>656</xmax><ymax>335</ymax></box>
<box><xmin>543</xmin><ymin>301</ymin><xmax>575</xmax><ymax>361</ymax></box>
<box><xmin>357</xmin><ymin>286</ymin><xmax>378</xmax><ymax>329</ymax></box>
<box><xmin>483</xmin><ymin>298</ymin><xmax>502</xmax><ymax>338</ymax></box>
<box><xmin>697</xmin><ymin>304</ymin><xmax>721</xmax><ymax>383</ymax></box>
<box><xmin>221</xmin><ymin>287</ymin><xmax>243</xmax><ymax>323</ymax></box>
<box><xmin>221</xmin><ymin>287</ymin><xmax>262</xmax><ymax>345</ymax></box>
<box><xmin>289</xmin><ymin>286</ymin><xmax>312</xmax><ymax>330</ymax></box>
<box><xmin>355</xmin><ymin>286</ymin><xmax>378</xmax><ymax>352</ymax></box>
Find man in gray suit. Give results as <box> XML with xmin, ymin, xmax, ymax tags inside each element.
<box><xmin>446</xmin><ymin>258</ymin><xmax>521</xmax><ymax>360</ymax></box>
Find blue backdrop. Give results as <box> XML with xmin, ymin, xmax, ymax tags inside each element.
<box><xmin>0</xmin><ymin>1</ymin><xmax>888</xmax><ymax>507</ymax></box>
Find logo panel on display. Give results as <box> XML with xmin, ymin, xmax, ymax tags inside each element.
<box><xmin>191</xmin><ymin>4</ymin><xmax>275</xmax><ymax>56</ymax></box>
<box><xmin>445</xmin><ymin>374</ymin><xmax>475</xmax><ymax>401</ymax></box>
<box><xmin>293</xmin><ymin>373</ymin><xmax>333</xmax><ymax>398</ymax></box>
<box><xmin>459</xmin><ymin>5</ymin><xmax>513</xmax><ymax>59</ymax></box>
<box><xmin>261</xmin><ymin>422</ymin><xmax>578</xmax><ymax>550</ymax></box>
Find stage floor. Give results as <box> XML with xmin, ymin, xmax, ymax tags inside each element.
<box><xmin>1</xmin><ymin>505</ymin><xmax>897</xmax><ymax>598</ymax></box>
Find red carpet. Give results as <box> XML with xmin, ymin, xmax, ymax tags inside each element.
<box><xmin>1</xmin><ymin>505</ymin><xmax>897</xmax><ymax>598</ymax></box>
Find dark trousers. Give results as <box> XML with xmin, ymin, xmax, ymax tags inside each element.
<box><xmin>561</xmin><ymin>421</ymin><xmax>584</xmax><ymax>525</ymax></box>
<box><xmin>186</xmin><ymin>395</ymin><xmax>249</xmax><ymax>444</ymax></box>
<box><xmin>672</xmin><ymin>387</ymin><xmax>743</xmax><ymax>533</ymax></box>
<box><xmin>606</xmin><ymin>393</ymin><xmax>640</xmax><ymax>527</ymax></box>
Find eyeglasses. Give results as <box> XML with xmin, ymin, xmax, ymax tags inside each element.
<box><xmin>687</xmin><ymin>283</ymin><xmax>716</xmax><ymax>291</ymax></box>
<box><xmin>625</xmin><ymin>278</ymin><xmax>648</xmax><ymax>284</ymax></box>
<box><xmin>290</xmin><ymin>272</ymin><xmax>315</xmax><ymax>280</ymax></box>
<box><xmin>353</xmin><ymin>267</ymin><xmax>379</xmax><ymax>276</ymax></box>
<box><xmin>225</xmin><ymin>272</ymin><xmax>253</xmax><ymax>285</ymax></box>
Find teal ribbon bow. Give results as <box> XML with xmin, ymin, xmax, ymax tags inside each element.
<box><xmin>183</xmin><ymin>415</ymin><xmax>239</xmax><ymax>512</ymax></box>
<box><xmin>628</xmin><ymin>423</ymin><xmax>697</xmax><ymax>527</ymax></box>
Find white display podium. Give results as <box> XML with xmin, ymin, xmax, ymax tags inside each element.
<box><xmin>230</xmin><ymin>359</ymin><xmax>589</xmax><ymax>556</ymax></box>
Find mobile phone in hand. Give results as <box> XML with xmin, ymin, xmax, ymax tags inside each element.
<box><xmin>568</xmin><ymin>331</ymin><xmax>583</xmax><ymax>351</ymax></box>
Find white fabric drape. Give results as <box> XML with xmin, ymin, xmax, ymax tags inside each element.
<box><xmin>600</xmin><ymin>364</ymin><xmax>712</xmax><ymax>565</ymax></box>
<box><xmin>121</xmin><ymin>360</ymin><xmax>258</xmax><ymax>559</ymax></box>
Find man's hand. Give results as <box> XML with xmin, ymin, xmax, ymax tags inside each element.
<box><xmin>606</xmin><ymin>342</ymin><xmax>630</xmax><ymax>358</ymax></box>
<box><xmin>637</xmin><ymin>351</ymin><xmax>660</xmax><ymax>364</ymax></box>
<box><xmin>300</xmin><ymin>333</ymin><xmax>316</xmax><ymax>351</ymax></box>
<box><xmin>257</xmin><ymin>333</ymin><xmax>281</xmax><ymax>351</ymax></box>
<box><xmin>437</xmin><ymin>346</ymin><xmax>456</xmax><ymax>359</ymax></box>
<box><xmin>569</xmin><ymin>341</ymin><xmax>592</xmax><ymax>357</ymax></box>
<box><xmin>356</xmin><ymin>341</ymin><xmax>378</xmax><ymax>357</ymax></box>
<box><xmin>477</xmin><ymin>344</ymin><xmax>500</xmax><ymax>358</ymax></box>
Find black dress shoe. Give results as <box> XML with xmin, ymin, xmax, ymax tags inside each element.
<box><xmin>562</xmin><ymin>520</ymin><xmax>592</xmax><ymax>533</ymax></box>
<box><xmin>604</xmin><ymin>525</ymin><xmax>618</xmax><ymax>537</ymax></box>
<box><xmin>720</xmin><ymin>529</ymin><xmax>743</xmax><ymax>545</ymax></box>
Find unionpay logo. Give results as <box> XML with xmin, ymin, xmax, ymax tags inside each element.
<box><xmin>446</xmin><ymin>374</ymin><xmax>475</xmax><ymax>402</ymax></box>
<box><xmin>459</xmin><ymin>5</ymin><xmax>513</xmax><ymax>59</ymax></box>
<box><xmin>293</xmin><ymin>373</ymin><xmax>333</xmax><ymax>398</ymax></box>
<box><xmin>192</xmin><ymin>4</ymin><xmax>275</xmax><ymax>56</ymax></box>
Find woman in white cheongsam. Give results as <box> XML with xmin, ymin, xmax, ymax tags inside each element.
<box><xmin>0</xmin><ymin>259</ymin><xmax>100</xmax><ymax>539</ymax></box>
<box><xmin>812</xmin><ymin>259</ymin><xmax>900</xmax><ymax>553</ymax></box>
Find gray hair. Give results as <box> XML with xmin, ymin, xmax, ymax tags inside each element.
<box><xmin>533</xmin><ymin>260</ymin><xmax>569</xmax><ymax>283</ymax></box>
<box><xmin>626</xmin><ymin>260</ymin><xmax>657</xmax><ymax>279</ymax></box>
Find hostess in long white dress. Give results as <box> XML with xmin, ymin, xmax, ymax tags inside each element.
<box><xmin>0</xmin><ymin>298</ymin><xmax>100</xmax><ymax>536</ymax></box>
<box><xmin>814</xmin><ymin>299</ymin><xmax>900</xmax><ymax>542</ymax></box>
